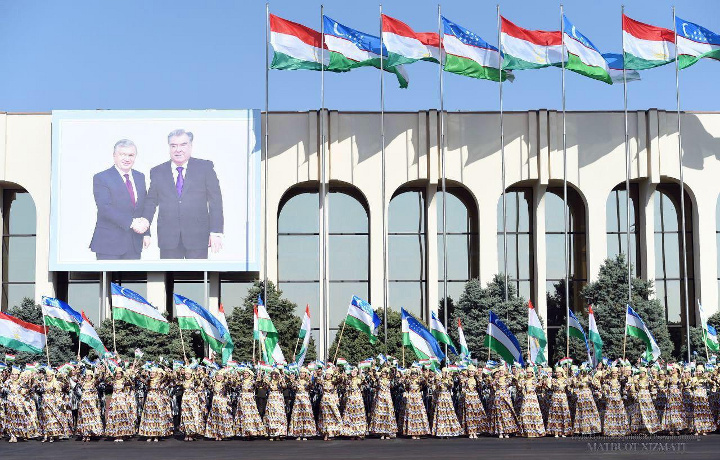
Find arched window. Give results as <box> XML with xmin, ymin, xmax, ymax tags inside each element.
<box><xmin>277</xmin><ymin>185</ymin><xmax>369</xmax><ymax>346</ymax></box>
<box><xmin>606</xmin><ymin>183</ymin><xmax>640</xmax><ymax>275</ymax></box>
<box><xmin>654</xmin><ymin>183</ymin><xmax>694</xmax><ymax>348</ymax></box>
<box><xmin>2</xmin><ymin>189</ymin><xmax>36</xmax><ymax>310</ymax></box>
<box><xmin>497</xmin><ymin>187</ymin><xmax>533</xmax><ymax>300</ymax></box>
<box><xmin>545</xmin><ymin>187</ymin><xmax>587</xmax><ymax>336</ymax></box>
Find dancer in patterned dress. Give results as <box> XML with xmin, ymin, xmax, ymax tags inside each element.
<box><xmin>234</xmin><ymin>368</ymin><xmax>267</xmax><ymax>438</ymax></box>
<box><xmin>546</xmin><ymin>367</ymin><xmax>572</xmax><ymax>437</ymax></box>
<box><xmin>178</xmin><ymin>367</ymin><xmax>204</xmax><ymax>441</ymax></box>
<box><xmin>317</xmin><ymin>367</ymin><xmax>342</xmax><ymax>440</ymax></box>
<box><xmin>368</xmin><ymin>367</ymin><xmax>398</xmax><ymax>439</ymax></box>
<box><xmin>516</xmin><ymin>368</ymin><xmax>545</xmax><ymax>437</ymax></box>
<box><xmin>571</xmin><ymin>370</ymin><xmax>601</xmax><ymax>435</ymax></box>
<box><xmin>459</xmin><ymin>366</ymin><xmax>489</xmax><ymax>438</ymax></box>
<box><xmin>432</xmin><ymin>368</ymin><xmax>462</xmax><ymax>437</ymax></box>
<box><xmin>39</xmin><ymin>370</ymin><xmax>72</xmax><ymax>442</ymax></box>
<box><xmin>661</xmin><ymin>365</ymin><xmax>686</xmax><ymax>435</ymax></box>
<box><xmin>263</xmin><ymin>369</ymin><xmax>288</xmax><ymax>440</ymax></box>
<box><xmin>340</xmin><ymin>368</ymin><xmax>367</xmax><ymax>439</ymax></box>
<box><xmin>105</xmin><ymin>366</ymin><xmax>137</xmax><ymax>442</ymax></box>
<box><xmin>488</xmin><ymin>367</ymin><xmax>519</xmax><ymax>438</ymax></box>
<box><xmin>601</xmin><ymin>367</ymin><xmax>629</xmax><ymax>436</ymax></box>
<box><xmin>401</xmin><ymin>368</ymin><xmax>430</xmax><ymax>439</ymax></box>
<box><xmin>76</xmin><ymin>368</ymin><xmax>104</xmax><ymax>441</ymax></box>
<box><xmin>205</xmin><ymin>370</ymin><xmax>235</xmax><ymax>441</ymax></box>
<box><xmin>629</xmin><ymin>368</ymin><xmax>661</xmax><ymax>434</ymax></box>
<box><xmin>4</xmin><ymin>369</ymin><xmax>40</xmax><ymax>442</ymax></box>
<box><xmin>688</xmin><ymin>365</ymin><xmax>716</xmax><ymax>435</ymax></box>
<box><xmin>288</xmin><ymin>368</ymin><xmax>317</xmax><ymax>440</ymax></box>
<box><xmin>138</xmin><ymin>367</ymin><xmax>173</xmax><ymax>441</ymax></box>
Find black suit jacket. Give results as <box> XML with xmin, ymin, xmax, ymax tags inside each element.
<box><xmin>142</xmin><ymin>157</ymin><xmax>224</xmax><ymax>250</ymax></box>
<box><xmin>89</xmin><ymin>167</ymin><xmax>147</xmax><ymax>256</ymax></box>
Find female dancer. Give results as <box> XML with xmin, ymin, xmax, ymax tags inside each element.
<box><xmin>432</xmin><ymin>368</ymin><xmax>462</xmax><ymax>437</ymax></box>
<box><xmin>263</xmin><ymin>369</ymin><xmax>288</xmax><ymax>440</ymax></box>
<box><xmin>105</xmin><ymin>366</ymin><xmax>137</xmax><ymax>442</ymax></box>
<box><xmin>402</xmin><ymin>368</ymin><xmax>430</xmax><ymax>439</ymax></box>
<box><xmin>571</xmin><ymin>368</ymin><xmax>601</xmax><ymax>435</ymax></box>
<box><xmin>368</xmin><ymin>367</ymin><xmax>398</xmax><ymax>439</ymax></box>
<box><xmin>601</xmin><ymin>367</ymin><xmax>629</xmax><ymax>436</ymax></box>
<box><xmin>178</xmin><ymin>367</ymin><xmax>204</xmax><ymax>441</ymax></box>
<box><xmin>234</xmin><ymin>368</ymin><xmax>267</xmax><ymax>438</ymax></box>
<box><xmin>459</xmin><ymin>366</ymin><xmax>489</xmax><ymax>438</ymax></box>
<box><xmin>39</xmin><ymin>369</ymin><xmax>72</xmax><ymax>442</ymax></box>
<box><xmin>546</xmin><ymin>367</ymin><xmax>572</xmax><ymax>437</ymax></box>
<box><xmin>317</xmin><ymin>367</ymin><xmax>342</xmax><ymax>441</ymax></box>
<box><xmin>488</xmin><ymin>367</ymin><xmax>519</xmax><ymax>438</ymax></box>
<box><xmin>516</xmin><ymin>367</ymin><xmax>545</xmax><ymax>437</ymax></box>
<box><xmin>138</xmin><ymin>367</ymin><xmax>174</xmax><ymax>442</ymax></box>
<box><xmin>288</xmin><ymin>368</ymin><xmax>317</xmax><ymax>440</ymax></box>
<box><xmin>76</xmin><ymin>368</ymin><xmax>104</xmax><ymax>442</ymax></box>
<box><xmin>4</xmin><ymin>368</ymin><xmax>40</xmax><ymax>442</ymax></box>
<box><xmin>661</xmin><ymin>365</ymin><xmax>686</xmax><ymax>435</ymax></box>
<box><xmin>205</xmin><ymin>369</ymin><xmax>235</xmax><ymax>441</ymax></box>
<box><xmin>341</xmin><ymin>367</ymin><xmax>368</xmax><ymax>439</ymax></box>
<box><xmin>629</xmin><ymin>367</ymin><xmax>661</xmax><ymax>434</ymax></box>
<box><xmin>688</xmin><ymin>365</ymin><xmax>715</xmax><ymax>435</ymax></box>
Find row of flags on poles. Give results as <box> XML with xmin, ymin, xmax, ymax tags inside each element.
<box><xmin>269</xmin><ymin>10</ymin><xmax>719</xmax><ymax>87</ymax></box>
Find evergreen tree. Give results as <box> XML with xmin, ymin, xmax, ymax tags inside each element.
<box><xmin>556</xmin><ymin>254</ymin><xmax>674</xmax><ymax>362</ymax></box>
<box><xmin>0</xmin><ymin>297</ymin><xmax>76</xmax><ymax>366</ymax></box>
<box><xmin>98</xmin><ymin>315</ymin><xmax>197</xmax><ymax>362</ymax></box>
<box><xmin>226</xmin><ymin>281</ymin><xmax>316</xmax><ymax>363</ymax></box>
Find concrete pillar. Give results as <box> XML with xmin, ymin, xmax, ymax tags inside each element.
<box><xmin>147</xmin><ymin>272</ymin><xmax>167</xmax><ymax>313</ymax></box>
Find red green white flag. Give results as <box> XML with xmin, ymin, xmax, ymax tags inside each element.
<box><xmin>622</xmin><ymin>14</ymin><xmax>675</xmax><ymax>70</ymax></box>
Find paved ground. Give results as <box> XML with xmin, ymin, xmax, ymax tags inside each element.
<box><xmin>1</xmin><ymin>434</ymin><xmax>715</xmax><ymax>460</ymax></box>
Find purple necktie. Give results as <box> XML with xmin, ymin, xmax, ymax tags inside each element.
<box><xmin>124</xmin><ymin>174</ymin><xmax>136</xmax><ymax>207</ymax></box>
<box><xmin>176</xmin><ymin>166</ymin><xmax>184</xmax><ymax>197</ymax></box>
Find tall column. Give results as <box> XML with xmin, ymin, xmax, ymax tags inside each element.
<box><xmin>146</xmin><ymin>272</ymin><xmax>167</xmax><ymax>313</ymax></box>
<box><xmin>534</xmin><ymin>183</ymin><xmax>548</xmax><ymax>348</ymax></box>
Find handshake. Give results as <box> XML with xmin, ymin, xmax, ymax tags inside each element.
<box><xmin>131</xmin><ymin>217</ymin><xmax>150</xmax><ymax>234</ymax></box>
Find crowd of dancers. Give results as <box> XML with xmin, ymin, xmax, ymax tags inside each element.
<box><xmin>1</xmin><ymin>357</ymin><xmax>719</xmax><ymax>443</ymax></box>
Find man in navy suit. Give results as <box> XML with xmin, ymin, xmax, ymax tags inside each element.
<box><xmin>140</xmin><ymin>129</ymin><xmax>224</xmax><ymax>259</ymax></box>
<box><xmin>89</xmin><ymin>139</ymin><xmax>149</xmax><ymax>260</ymax></box>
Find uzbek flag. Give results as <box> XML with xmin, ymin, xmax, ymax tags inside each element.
<box><xmin>0</xmin><ymin>311</ymin><xmax>47</xmax><ymax>354</ymax></box>
<box><xmin>111</xmin><ymin>283</ymin><xmax>169</xmax><ymax>334</ymax></box>
<box><xmin>345</xmin><ymin>295</ymin><xmax>382</xmax><ymax>344</ymax></box>
<box><xmin>457</xmin><ymin>318</ymin><xmax>470</xmax><ymax>359</ymax></box>
<box><xmin>402</xmin><ymin>309</ymin><xmax>445</xmax><ymax>362</ymax></box>
<box><xmin>563</xmin><ymin>15</ymin><xmax>612</xmax><ymax>84</ymax></box>
<box><xmin>500</xmin><ymin>16</ymin><xmax>563</xmax><ymax>70</ymax></box>
<box><xmin>625</xmin><ymin>305</ymin><xmax>661</xmax><ymax>361</ymax></box>
<box><xmin>256</xmin><ymin>296</ymin><xmax>286</xmax><ymax>365</ymax></box>
<box><xmin>601</xmin><ymin>53</ymin><xmax>642</xmax><ymax>83</ymax></box>
<box><xmin>296</xmin><ymin>304</ymin><xmax>311</xmax><ymax>367</ymax></box>
<box><xmin>381</xmin><ymin>14</ymin><xmax>439</xmax><ymax>67</ymax></box>
<box><xmin>698</xmin><ymin>301</ymin><xmax>720</xmax><ymax>352</ymax></box>
<box><xmin>442</xmin><ymin>16</ymin><xmax>513</xmax><ymax>82</ymax></box>
<box><xmin>174</xmin><ymin>294</ymin><xmax>232</xmax><ymax>357</ymax></box>
<box><xmin>484</xmin><ymin>310</ymin><xmax>524</xmax><ymax>366</ymax></box>
<box><xmin>588</xmin><ymin>305</ymin><xmax>603</xmax><ymax>366</ymax></box>
<box><xmin>528</xmin><ymin>300</ymin><xmax>547</xmax><ymax>364</ymax></box>
<box><xmin>568</xmin><ymin>308</ymin><xmax>592</xmax><ymax>363</ymax></box>
<box><xmin>429</xmin><ymin>311</ymin><xmax>457</xmax><ymax>355</ymax></box>
<box><xmin>79</xmin><ymin>311</ymin><xmax>107</xmax><ymax>357</ymax></box>
<box><xmin>41</xmin><ymin>296</ymin><xmax>82</xmax><ymax>334</ymax></box>
<box><xmin>622</xmin><ymin>14</ymin><xmax>675</xmax><ymax>70</ymax></box>
<box><xmin>676</xmin><ymin>17</ymin><xmax>720</xmax><ymax>69</ymax></box>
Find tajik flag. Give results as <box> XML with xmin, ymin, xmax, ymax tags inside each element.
<box><xmin>256</xmin><ymin>296</ymin><xmax>286</xmax><ymax>365</ymax></box>
<box><xmin>568</xmin><ymin>308</ymin><xmax>592</xmax><ymax>363</ymax></box>
<box><xmin>41</xmin><ymin>296</ymin><xmax>82</xmax><ymax>334</ymax></box>
<box><xmin>381</xmin><ymin>14</ymin><xmax>440</xmax><ymax>67</ymax></box>
<box><xmin>588</xmin><ymin>305</ymin><xmax>603</xmax><ymax>366</ymax></box>
<box><xmin>676</xmin><ymin>17</ymin><xmax>720</xmax><ymax>70</ymax></box>
<box><xmin>622</xmin><ymin>14</ymin><xmax>675</xmax><ymax>70</ymax></box>
<box><xmin>698</xmin><ymin>301</ymin><xmax>720</xmax><ymax>352</ymax></box>
<box><xmin>79</xmin><ymin>311</ymin><xmax>107</xmax><ymax>357</ymax></box>
<box><xmin>296</xmin><ymin>304</ymin><xmax>311</xmax><ymax>367</ymax></box>
<box><xmin>527</xmin><ymin>301</ymin><xmax>547</xmax><ymax>364</ymax></box>
<box><xmin>625</xmin><ymin>305</ymin><xmax>661</xmax><ymax>361</ymax></box>
<box><xmin>500</xmin><ymin>16</ymin><xmax>563</xmax><ymax>70</ymax></box>
<box><xmin>0</xmin><ymin>311</ymin><xmax>47</xmax><ymax>354</ymax></box>
<box><xmin>484</xmin><ymin>310</ymin><xmax>524</xmax><ymax>366</ymax></box>
<box><xmin>442</xmin><ymin>16</ymin><xmax>513</xmax><ymax>82</ymax></box>
<box><xmin>457</xmin><ymin>318</ymin><xmax>470</xmax><ymax>359</ymax></box>
<box><xmin>345</xmin><ymin>295</ymin><xmax>382</xmax><ymax>344</ymax></box>
<box><xmin>429</xmin><ymin>311</ymin><xmax>458</xmax><ymax>355</ymax></box>
<box><xmin>174</xmin><ymin>294</ymin><xmax>232</xmax><ymax>357</ymax></box>
<box><xmin>270</xmin><ymin>14</ymin><xmax>327</xmax><ymax>71</ymax></box>
<box><xmin>111</xmin><ymin>283</ymin><xmax>169</xmax><ymax>334</ymax></box>
<box><xmin>402</xmin><ymin>309</ymin><xmax>445</xmax><ymax>362</ymax></box>
<box><xmin>602</xmin><ymin>53</ymin><xmax>642</xmax><ymax>83</ymax></box>
<box><xmin>563</xmin><ymin>15</ymin><xmax>612</xmax><ymax>84</ymax></box>
<box><xmin>322</xmin><ymin>15</ymin><xmax>410</xmax><ymax>88</ymax></box>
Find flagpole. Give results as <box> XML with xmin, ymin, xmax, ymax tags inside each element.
<box><xmin>622</xmin><ymin>306</ymin><xmax>627</xmax><ymax>360</ymax></box>
<box><xmin>561</xmin><ymin>4</ymin><xmax>570</xmax><ymax>359</ymax></box>
<box><xmin>204</xmin><ymin>270</ymin><xmax>209</xmax><ymax>358</ymax></box>
<box><xmin>320</xmin><ymin>4</ymin><xmax>330</xmax><ymax>362</ymax></box>
<box><xmin>77</xmin><ymin>332</ymin><xmax>82</xmax><ymax>360</ymax></box>
<box><xmin>673</xmin><ymin>6</ymin><xmax>692</xmax><ymax>363</ymax></box>
<box><xmin>263</xmin><ymin>2</ymin><xmax>270</xmax><ymax>319</ymax></box>
<box><xmin>292</xmin><ymin>336</ymin><xmax>301</xmax><ymax>362</ymax></box>
<box><xmin>380</xmin><ymin>4</ymin><xmax>388</xmax><ymax>352</ymax></box>
<box><xmin>438</xmin><ymin>3</ymin><xmax>448</xmax><ymax>358</ymax></box>
<box><xmin>498</xmin><ymin>5</ymin><xmax>508</xmax><ymax>304</ymax></box>
<box><xmin>332</xmin><ymin>318</ymin><xmax>347</xmax><ymax>363</ymax></box>
<box><xmin>699</xmin><ymin>300</ymin><xmax>709</xmax><ymax>361</ymax></box>
<box><xmin>106</xmin><ymin>272</ymin><xmax>116</xmax><ymax>355</ymax></box>
<box><xmin>41</xmin><ymin>309</ymin><xmax>51</xmax><ymax>366</ymax></box>
<box><xmin>178</xmin><ymin>327</ymin><xmax>188</xmax><ymax>363</ymax></box>
<box><xmin>621</xmin><ymin>5</ymin><xmax>633</xmax><ymax>314</ymax></box>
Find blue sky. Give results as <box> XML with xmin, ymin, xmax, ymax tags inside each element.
<box><xmin>0</xmin><ymin>0</ymin><xmax>718</xmax><ymax>112</ymax></box>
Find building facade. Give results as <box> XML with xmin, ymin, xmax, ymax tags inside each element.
<box><xmin>1</xmin><ymin>109</ymin><xmax>718</xmax><ymax>359</ymax></box>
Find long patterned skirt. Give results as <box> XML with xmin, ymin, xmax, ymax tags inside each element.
<box><xmin>179</xmin><ymin>389</ymin><xmax>204</xmax><ymax>437</ymax></box>
<box><xmin>341</xmin><ymin>389</ymin><xmax>367</xmax><ymax>437</ymax></box>
<box><xmin>661</xmin><ymin>385</ymin><xmax>686</xmax><ymax>433</ymax></box>
<box><xmin>573</xmin><ymin>387</ymin><xmax>601</xmax><ymax>435</ymax></box>
<box><xmin>403</xmin><ymin>390</ymin><xmax>430</xmax><ymax>437</ymax></box>
<box><xmin>205</xmin><ymin>393</ymin><xmax>234</xmax><ymax>439</ymax></box>
<box><xmin>682</xmin><ymin>387</ymin><xmax>695</xmax><ymax>431</ymax></box>
<box><xmin>234</xmin><ymin>392</ymin><xmax>267</xmax><ymax>437</ymax></box>
<box><xmin>690</xmin><ymin>387</ymin><xmax>716</xmax><ymax>434</ymax></box>
<box><xmin>631</xmin><ymin>389</ymin><xmax>660</xmax><ymax>434</ymax></box>
<box><xmin>138</xmin><ymin>388</ymin><xmax>173</xmax><ymax>438</ymax></box>
<box><xmin>432</xmin><ymin>390</ymin><xmax>462</xmax><ymax>437</ymax></box>
<box><xmin>518</xmin><ymin>391</ymin><xmax>546</xmax><ymax>437</ymax></box>
<box><xmin>603</xmin><ymin>393</ymin><xmax>629</xmax><ymax>436</ymax></box>
<box><xmin>546</xmin><ymin>391</ymin><xmax>572</xmax><ymax>436</ymax></box>
<box><xmin>489</xmin><ymin>390</ymin><xmax>519</xmax><ymax>436</ymax></box>
<box><xmin>5</xmin><ymin>393</ymin><xmax>40</xmax><ymax>439</ymax></box>
<box><xmin>41</xmin><ymin>393</ymin><xmax>72</xmax><ymax>438</ymax></box>
<box><xmin>76</xmin><ymin>391</ymin><xmax>104</xmax><ymax>437</ymax></box>
<box><xmin>288</xmin><ymin>391</ymin><xmax>317</xmax><ymax>438</ymax></box>
<box><xmin>264</xmin><ymin>390</ymin><xmax>288</xmax><ymax>438</ymax></box>
<box><xmin>461</xmin><ymin>390</ymin><xmax>489</xmax><ymax>435</ymax></box>
<box><xmin>105</xmin><ymin>391</ymin><xmax>136</xmax><ymax>438</ymax></box>
<box><xmin>317</xmin><ymin>391</ymin><xmax>342</xmax><ymax>437</ymax></box>
<box><xmin>369</xmin><ymin>390</ymin><xmax>398</xmax><ymax>436</ymax></box>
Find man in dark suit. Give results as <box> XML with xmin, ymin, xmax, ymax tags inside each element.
<box><xmin>90</xmin><ymin>139</ymin><xmax>149</xmax><ymax>260</ymax></box>
<box><xmin>140</xmin><ymin>129</ymin><xmax>224</xmax><ymax>259</ymax></box>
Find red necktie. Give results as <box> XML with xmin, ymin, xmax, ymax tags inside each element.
<box><xmin>124</xmin><ymin>174</ymin><xmax>136</xmax><ymax>207</ymax></box>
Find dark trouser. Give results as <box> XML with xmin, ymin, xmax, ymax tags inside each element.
<box><xmin>96</xmin><ymin>250</ymin><xmax>141</xmax><ymax>260</ymax></box>
<box><xmin>160</xmin><ymin>236</ymin><xmax>208</xmax><ymax>259</ymax></box>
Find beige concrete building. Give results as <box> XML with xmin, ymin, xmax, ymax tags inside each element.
<box><xmin>1</xmin><ymin>110</ymin><xmax>718</xmax><ymax>358</ymax></box>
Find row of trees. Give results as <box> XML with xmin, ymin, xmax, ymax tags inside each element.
<box><xmin>2</xmin><ymin>255</ymin><xmax>719</xmax><ymax>366</ymax></box>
